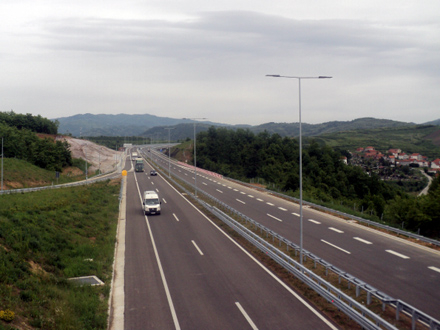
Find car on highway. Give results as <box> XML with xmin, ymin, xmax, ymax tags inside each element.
<box><xmin>142</xmin><ymin>191</ymin><xmax>161</xmax><ymax>215</ymax></box>
<box><xmin>150</xmin><ymin>170</ymin><xmax>157</xmax><ymax>176</ymax></box>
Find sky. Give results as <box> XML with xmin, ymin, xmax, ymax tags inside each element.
<box><xmin>1</xmin><ymin>0</ymin><xmax>439</xmax><ymax>126</ymax></box>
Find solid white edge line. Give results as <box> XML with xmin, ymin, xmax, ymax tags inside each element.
<box><xmin>235</xmin><ymin>302</ymin><xmax>259</xmax><ymax>330</ymax></box>
<box><xmin>267</xmin><ymin>213</ymin><xmax>283</xmax><ymax>222</ymax></box>
<box><xmin>386</xmin><ymin>250</ymin><xmax>410</xmax><ymax>259</ymax></box>
<box><xmin>173</xmin><ymin>213</ymin><xmax>180</xmax><ymax>222</ymax></box>
<box><xmin>236</xmin><ymin>199</ymin><xmax>246</xmax><ymax>204</ymax></box>
<box><xmin>161</xmin><ymin>175</ymin><xmax>338</xmax><ymax>330</ymax></box>
<box><xmin>191</xmin><ymin>240</ymin><xmax>204</xmax><ymax>256</ymax></box>
<box><xmin>135</xmin><ymin>171</ymin><xmax>181</xmax><ymax>330</ymax></box>
<box><xmin>321</xmin><ymin>240</ymin><xmax>351</xmax><ymax>254</ymax></box>
<box><xmin>354</xmin><ymin>237</ymin><xmax>372</xmax><ymax>245</ymax></box>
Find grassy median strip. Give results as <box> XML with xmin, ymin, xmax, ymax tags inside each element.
<box><xmin>0</xmin><ymin>179</ymin><xmax>120</xmax><ymax>330</ymax></box>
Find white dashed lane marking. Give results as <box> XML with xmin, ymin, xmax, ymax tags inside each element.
<box><xmin>267</xmin><ymin>214</ymin><xmax>283</xmax><ymax>222</ymax></box>
<box><xmin>321</xmin><ymin>240</ymin><xmax>351</xmax><ymax>254</ymax></box>
<box><xmin>354</xmin><ymin>237</ymin><xmax>372</xmax><ymax>244</ymax></box>
<box><xmin>386</xmin><ymin>250</ymin><xmax>410</xmax><ymax>259</ymax></box>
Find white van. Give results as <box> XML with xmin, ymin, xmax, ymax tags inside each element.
<box><xmin>142</xmin><ymin>191</ymin><xmax>161</xmax><ymax>215</ymax></box>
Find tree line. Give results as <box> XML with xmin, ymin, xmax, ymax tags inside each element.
<box><xmin>195</xmin><ymin>126</ymin><xmax>440</xmax><ymax>238</ymax></box>
<box><xmin>1</xmin><ymin>112</ymin><xmax>72</xmax><ymax>172</ymax></box>
<box><xmin>0</xmin><ymin>110</ymin><xmax>59</xmax><ymax>135</ymax></box>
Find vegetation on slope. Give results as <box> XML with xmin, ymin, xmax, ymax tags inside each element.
<box><xmin>313</xmin><ymin>125</ymin><xmax>440</xmax><ymax>159</ymax></box>
<box><xmin>0</xmin><ymin>180</ymin><xmax>120</xmax><ymax>329</ymax></box>
<box><xmin>192</xmin><ymin>126</ymin><xmax>440</xmax><ymax>238</ymax></box>
<box><xmin>1</xmin><ymin>111</ymin><xmax>72</xmax><ymax>172</ymax></box>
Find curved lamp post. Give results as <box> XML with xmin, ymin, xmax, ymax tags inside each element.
<box><xmin>266</xmin><ymin>74</ymin><xmax>332</xmax><ymax>264</ymax></box>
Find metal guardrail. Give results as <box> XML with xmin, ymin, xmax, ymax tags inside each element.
<box><xmin>157</xmin><ymin>169</ymin><xmax>398</xmax><ymax>329</ymax></box>
<box><xmin>226</xmin><ymin>177</ymin><xmax>440</xmax><ymax>247</ymax></box>
<box><xmin>0</xmin><ymin>154</ymin><xmax>125</xmax><ymax>196</ymax></box>
<box><xmin>145</xmin><ymin>154</ymin><xmax>440</xmax><ymax>330</ymax></box>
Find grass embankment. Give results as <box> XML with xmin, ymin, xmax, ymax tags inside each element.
<box><xmin>1</xmin><ymin>158</ymin><xmax>89</xmax><ymax>190</ymax></box>
<box><xmin>0</xmin><ymin>179</ymin><xmax>120</xmax><ymax>329</ymax></box>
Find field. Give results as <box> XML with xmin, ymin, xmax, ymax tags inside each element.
<box><xmin>1</xmin><ymin>158</ymin><xmax>88</xmax><ymax>190</ymax></box>
<box><xmin>0</xmin><ymin>179</ymin><xmax>120</xmax><ymax>329</ymax></box>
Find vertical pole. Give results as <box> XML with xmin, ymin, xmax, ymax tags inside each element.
<box><xmin>194</xmin><ymin>122</ymin><xmax>197</xmax><ymax>197</ymax></box>
<box><xmin>298</xmin><ymin>78</ymin><xmax>303</xmax><ymax>265</ymax></box>
<box><xmin>1</xmin><ymin>137</ymin><xmax>3</xmax><ymax>192</ymax></box>
<box><xmin>168</xmin><ymin>129</ymin><xmax>171</xmax><ymax>177</ymax></box>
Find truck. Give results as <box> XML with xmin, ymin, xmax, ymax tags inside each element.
<box><xmin>142</xmin><ymin>191</ymin><xmax>161</xmax><ymax>215</ymax></box>
<box><xmin>131</xmin><ymin>152</ymin><xmax>138</xmax><ymax>160</ymax></box>
<box><xmin>135</xmin><ymin>158</ymin><xmax>144</xmax><ymax>172</ymax></box>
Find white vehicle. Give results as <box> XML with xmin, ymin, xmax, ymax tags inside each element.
<box><xmin>131</xmin><ymin>152</ymin><xmax>138</xmax><ymax>160</ymax></box>
<box><xmin>142</xmin><ymin>191</ymin><xmax>161</xmax><ymax>215</ymax></box>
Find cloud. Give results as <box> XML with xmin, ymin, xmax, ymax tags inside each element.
<box><xmin>1</xmin><ymin>5</ymin><xmax>439</xmax><ymax>125</ymax></box>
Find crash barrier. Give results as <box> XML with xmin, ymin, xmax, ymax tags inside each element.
<box><xmin>0</xmin><ymin>154</ymin><xmax>125</xmax><ymax>196</ymax></box>
<box><xmin>226</xmin><ymin>177</ymin><xmax>440</xmax><ymax>248</ymax></box>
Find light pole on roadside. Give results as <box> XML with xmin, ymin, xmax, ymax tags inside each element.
<box><xmin>183</xmin><ymin>118</ymin><xmax>207</xmax><ymax>197</ymax></box>
<box><xmin>164</xmin><ymin>127</ymin><xmax>175</xmax><ymax>177</ymax></box>
<box><xmin>266</xmin><ymin>74</ymin><xmax>332</xmax><ymax>264</ymax></box>
<box><xmin>1</xmin><ymin>137</ymin><xmax>3</xmax><ymax>192</ymax></box>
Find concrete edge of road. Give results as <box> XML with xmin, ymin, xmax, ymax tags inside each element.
<box><xmin>108</xmin><ymin>176</ymin><xmax>126</xmax><ymax>330</ymax></box>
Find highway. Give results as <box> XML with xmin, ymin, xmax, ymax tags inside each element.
<box><xmin>122</xmin><ymin>155</ymin><xmax>339</xmax><ymax>329</ymax></box>
<box><xmin>144</xmin><ymin>147</ymin><xmax>440</xmax><ymax>320</ymax></box>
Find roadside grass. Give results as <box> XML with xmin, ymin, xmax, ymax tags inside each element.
<box><xmin>0</xmin><ymin>179</ymin><xmax>120</xmax><ymax>329</ymax></box>
<box><xmin>1</xmin><ymin>158</ymin><xmax>88</xmax><ymax>190</ymax></box>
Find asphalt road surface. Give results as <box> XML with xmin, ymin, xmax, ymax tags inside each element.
<box><xmin>144</xmin><ymin>147</ymin><xmax>440</xmax><ymax>320</ymax></box>
<box><xmin>122</xmin><ymin>155</ymin><xmax>339</xmax><ymax>330</ymax></box>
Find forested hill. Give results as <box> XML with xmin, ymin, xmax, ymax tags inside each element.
<box><xmin>54</xmin><ymin>112</ymin><xmax>436</xmax><ymax>139</ymax></box>
<box><xmin>0</xmin><ymin>111</ymin><xmax>58</xmax><ymax>134</ymax></box>
<box><xmin>194</xmin><ymin>126</ymin><xmax>440</xmax><ymax>238</ymax></box>
<box><xmin>0</xmin><ymin>111</ymin><xmax>72</xmax><ymax>171</ymax></box>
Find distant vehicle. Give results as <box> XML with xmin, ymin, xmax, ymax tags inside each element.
<box><xmin>142</xmin><ymin>191</ymin><xmax>161</xmax><ymax>215</ymax></box>
<box><xmin>132</xmin><ymin>152</ymin><xmax>138</xmax><ymax>160</ymax></box>
<box><xmin>150</xmin><ymin>170</ymin><xmax>157</xmax><ymax>176</ymax></box>
<box><xmin>135</xmin><ymin>158</ymin><xmax>144</xmax><ymax>172</ymax></box>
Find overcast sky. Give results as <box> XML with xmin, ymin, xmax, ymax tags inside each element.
<box><xmin>1</xmin><ymin>0</ymin><xmax>439</xmax><ymax>126</ymax></box>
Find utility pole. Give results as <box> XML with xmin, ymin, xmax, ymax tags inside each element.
<box><xmin>1</xmin><ymin>137</ymin><xmax>3</xmax><ymax>192</ymax></box>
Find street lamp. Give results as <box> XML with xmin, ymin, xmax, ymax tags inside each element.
<box><xmin>266</xmin><ymin>74</ymin><xmax>332</xmax><ymax>264</ymax></box>
<box><xmin>1</xmin><ymin>137</ymin><xmax>3</xmax><ymax>192</ymax></box>
<box><xmin>164</xmin><ymin>127</ymin><xmax>175</xmax><ymax>177</ymax></box>
<box><xmin>183</xmin><ymin>117</ymin><xmax>207</xmax><ymax>197</ymax></box>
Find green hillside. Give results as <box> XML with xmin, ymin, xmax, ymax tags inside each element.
<box><xmin>312</xmin><ymin>125</ymin><xmax>440</xmax><ymax>160</ymax></box>
<box><xmin>1</xmin><ymin>158</ymin><xmax>85</xmax><ymax>190</ymax></box>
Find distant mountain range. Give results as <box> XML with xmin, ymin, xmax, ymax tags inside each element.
<box><xmin>54</xmin><ymin>113</ymin><xmax>439</xmax><ymax>141</ymax></box>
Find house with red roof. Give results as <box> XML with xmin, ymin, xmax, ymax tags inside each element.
<box><xmin>398</xmin><ymin>153</ymin><xmax>409</xmax><ymax>160</ymax></box>
<box><xmin>388</xmin><ymin>149</ymin><xmax>401</xmax><ymax>157</ymax></box>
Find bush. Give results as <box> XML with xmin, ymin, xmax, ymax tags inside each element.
<box><xmin>0</xmin><ymin>310</ymin><xmax>15</xmax><ymax>322</ymax></box>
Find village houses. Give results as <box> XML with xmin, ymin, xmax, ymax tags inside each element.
<box><xmin>352</xmin><ymin>146</ymin><xmax>439</xmax><ymax>174</ymax></box>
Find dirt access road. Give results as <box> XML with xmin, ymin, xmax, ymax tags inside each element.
<box><xmin>59</xmin><ymin>137</ymin><xmax>124</xmax><ymax>174</ymax></box>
